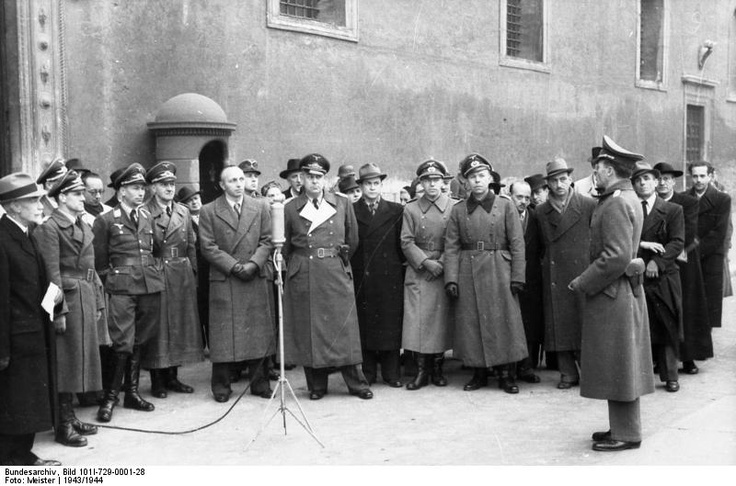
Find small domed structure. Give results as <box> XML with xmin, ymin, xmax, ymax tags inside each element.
<box><xmin>148</xmin><ymin>93</ymin><xmax>236</xmax><ymax>132</ymax></box>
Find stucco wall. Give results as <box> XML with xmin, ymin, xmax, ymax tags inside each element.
<box><xmin>62</xmin><ymin>0</ymin><xmax>736</xmax><ymax>194</ymax></box>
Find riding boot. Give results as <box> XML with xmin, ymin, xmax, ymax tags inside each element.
<box><xmin>165</xmin><ymin>366</ymin><xmax>194</xmax><ymax>393</ymax></box>
<box><xmin>431</xmin><ymin>354</ymin><xmax>448</xmax><ymax>387</ymax></box>
<box><xmin>149</xmin><ymin>369</ymin><xmax>168</xmax><ymax>398</ymax></box>
<box><xmin>123</xmin><ymin>346</ymin><xmax>155</xmax><ymax>412</ymax></box>
<box><xmin>67</xmin><ymin>394</ymin><xmax>98</xmax><ymax>436</ymax></box>
<box><xmin>55</xmin><ymin>393</ymin><xmax>87</xmax><ymax>447</ymax></box>
<box><xmin>97</xmin><ymin>352</ymin><xmax>127</xmax><ymax>422</ymax></box>
<box><xmin>406</xmin><ymin>354</ymin><xmax>430</xmax><ymax>390</ymax></box>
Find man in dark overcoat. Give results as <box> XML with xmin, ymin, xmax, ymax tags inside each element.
<box><xmin>687</xmin><ymin>161</ymin><xmax>731</xmax><ymax>331</ymax></box>
<box><xmin>352</xmin><ymin>163</ymin><xmax>406</xmax><ymax>387</ymax></box>
<box><xmin>92</xmin><ymin>163</ymin><xmax>164</xmax><ymax>422</ymax></box>
<box><xmin>508</xmin><ymin>180</ymin><xmax>543</xmax><ymax>382</ymax></box>
<box><xmin>632</xmin><ymin>163</ymin><xmax>684</xmax><ymax>393</ymax></box>
<box><xmin>401</xmin><ymin>160</ymin><xmax>455</xmax><ymax>390</ymax></box>
<box><xmin>280</xmin><ymin>158</ymin><xmax>303</xmax><ymax>199</ymax></box>
<box><xmin>199</xmin><ymin>165</ymin><xmax>275</xmax><ymax>403</ymax></box>
<box><xmin>282</xmin><ymin>154</ymin><xmax>372</xmax><ymax>400</ymax></box>
<box><xmin>653</xmin><ymin>162</ymin><xmax>712</xmax><ymax>374</ymax></box>
<box><xmin>570</xmin><ymin>136</ymin><xmax>654</xmax><ymax>452</ymax></box>
<box><xmin>0</xmin><ymin>172</ymin><xmax>60</xmax><ymax>466</ymax></box>
<box><xmin>444</xmin><ymin>154</ymin><xmax>528</xmax><ymax>394</ymax></box>
<box><xmin>143</xmin><ymin>162</ymin><xmax>203</xmax><ymax>399</ymax></box>
<box><xmin>536</xmin><ymin>158</ymin><xmax>596</xmax><ymax>389</ymax></box>
<box><xmin>35</xmin><ymin>171</ymin><xmax>105</xmax><ymax>447</ymax></box>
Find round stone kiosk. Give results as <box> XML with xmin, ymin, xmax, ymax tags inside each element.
<box><xmin>148</xmin><ymin>93</ymin><xmax>236</xmax><ymax>204</ymax></box>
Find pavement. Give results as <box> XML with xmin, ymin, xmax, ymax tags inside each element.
<box><xmin>27</xmin><ymin>296</ymin><xmax>735</xmax><ymax>472</ymax></box>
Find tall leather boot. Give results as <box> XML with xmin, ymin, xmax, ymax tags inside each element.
<box><xmin>97</xmin><ymin>352</ymin><xmax>127</xmax><ymax>422</ymax></box>
<box><xmin>166</xmin><ymin>366</ymin><xmax>194</xmax><ymax>393</ymax></box>
<box><xmin>431</xmin><ymin>354</ymin><xmax>448</xmax><ymax>387</ymax></box>
<box><xmin>406</xmin><ymin>354</ymin><xmax>430</xmax><ymax>390</ymax></box>
<box><xmin>497</xmin><ymin>365</ymin><xmax>519</xmax><ymax>394</ymax></box>
<box><xmin>123</xmin><ymin>346</ymin><xmax>155</xmax><ymax>412</ymax></box>
<box><xmin>149</xmin><ymin>369</ymin><xmax>168</xmax><ymax>398</ymax></box>
<box><xmin>56</xmin><ymin>393</ymin><xmax>87</xmax><ymax>447</ymax></box>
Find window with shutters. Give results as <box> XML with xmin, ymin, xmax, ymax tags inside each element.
<box><xmin>637</xmin><ymin>0</ymin><xmax>668</xmax><ymax>90</ymax></box>
<box><xmin>685</xmin><ymin>104</ymin><xmax>705</xmax><ymax>163</ymax></box>
<box><xmin>266</xmin><ymin>0</ymin><xmax>358</xmax><ymax>42</ymax></box>
<box><xmin>500</xmin><ymin>0</ymin><xmax>548</xmax><ymax>73</ymax></box>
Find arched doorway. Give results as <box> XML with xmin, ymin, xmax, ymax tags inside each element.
<box><xmin>198</xmin><ymin>140</ymin><xmax>227</xmax><ymax>205</ymax></box>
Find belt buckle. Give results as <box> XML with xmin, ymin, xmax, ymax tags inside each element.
<box><xmin>476</xmin><ymin>241</ymin><xmax>485</xmax><ymax>251</ymax></box>
<box><xmin>317</xmin><ymin>248</ymin><xmax>326</xmax><ymax>258</ymax></box>
<box><xmin>427</xmin><ymin>241</ymin><xmax>435</xmax><ymax>251</ymax></box>
<box><xmin>86</xmin><ymin>269</ymin><xmax>94</xmax><ymax>281</ymax></box>
<box><xmin>170</xmin><ymin>247</ymin><xmax>179</xmax><ymax>258</ymax></box>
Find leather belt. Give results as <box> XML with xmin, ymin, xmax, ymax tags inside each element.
<box><xmin>163</xmin><ymin>257</ymin><xmax>188</xmax><ymax>264</ymax></box>
<box><xmin>62</xmin><ymin>269</ymin><xmax>96</xmax><ymax>281</ymax></box>
<box><xmin>294</xmin><ymin>247</ymin><xmax>338</xmax><ymax>259</ymax></box>
<box><xmin>416</xmin><ymin>241</ymin><xmax>444</xmax><ymax>252</ymax></box>
<box><xmin>460</xmin><ymin>242</ymin><xmax>508</xmax><ymax>251</ymax></box>
<box><xmin>111</xmin><ymin>255</ymin><xmax>157</xmax><ymax>267</ymax></box>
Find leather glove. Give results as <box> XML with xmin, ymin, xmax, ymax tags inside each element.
<box><xmin>54</xmin><ymin>315</ymin><xmax>67</xmax><ymax>335</ymax></box>
<box><xmin>0</xmin><ymin>357</ymin><xmax>9</xmax><ymax>371</ymax></box>
<box><xmin>339</xmin><ymin>245</ymin><xmax>351</xmax><ymax>266</ymax></box>
<box><xmin>445</xmin><ymin>283</ymin><xmax>458</xmax><ymax>299</ymax></box>
<box><xmin>510</xmin><ymin>281</ymin><xmax>525</xmax><ymax>296</ymax></box>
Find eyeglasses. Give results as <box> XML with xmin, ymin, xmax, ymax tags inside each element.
<box><xmin>86</xmin><ymin>189</ymin><xmax>104</xmax><ymax>195</ymax></box>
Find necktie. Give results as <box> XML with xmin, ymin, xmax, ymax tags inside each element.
<box><xmin>76</xmin><ymin>215</ymin><xmax>85</xmax><ymax>230</ymax></box>
<box><xmin>312</xmin><ymin>198</ymin><xmax>320</xmax><ymax>210</ymax></box>
<box><xmin>234</xmin><ymin>203</ymin><xmax>241</xmax><ymax>217</ymax></box>
<box><xmin>130</xmin><ymin>209</ymin><xmax>138</xmax><ymax>227</ymax></box>
<box><xmin>641</xmin><ymin>201</ymin><xmax>648</xmax><ymax>219</ymax></box>
<box><xmin>370</xmin><ymin>201</ymin><xmax>377</xmax><ymax>216</ymax></box>
<box><xmin>166</xmin><ymin>206</ymin><xmax>172</xmax><ymax>217</ymax></box>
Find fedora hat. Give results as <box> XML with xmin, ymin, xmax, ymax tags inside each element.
<box><xmin>652</xmin><ymin>162</ymin><xmax>683</xmax><ymax>178</ymax></box>
<box><xmin>630</xmin><ymin>162</ymin><xmax>660</xmax><ymax>182</ymax></box>
<box><xmin>524</xmin><ymin>173</ymin><xmax>547</xmax><ymax>192</ymax></box>
<box><xmin>0</xmin><ymin>172</ymin><xmax>47</xmax><ymax>203</ymax></box>
<box><xmin>338</xmin><ymin>175</ymin><xmax>359</xmax><ymax>193</ymax></box>
<box><xmin>356</xmin><ymin>163</ymin><xmax>387</xmax><ymax>184</ymax></box>
<box><xmin>175</xmin><ymin>185</ymin><xmax>201</xmax><ymax>204</ymax></box>
<box><xmin>544</xmin><ymin>158</ymin><xmax>574</xmax><ymax>179</ymax></box>
<box><xmin>279</xmin><ymin>158</ymin><xmax>302</xmax><ymax>179</ymax></box>
<box><xmin>337</xmin><ymin>164</ymin><xmax>356</xmax><ymax>180</ymax></box>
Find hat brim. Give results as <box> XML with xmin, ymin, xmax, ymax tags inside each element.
<box><xmin>0</xmin><ymin>187</ymin><xmax>47</xmax><ymax>203</ymax></box>
<box><xmin>631</xmin><ymin>169</ymin><xmax>660</xmax><ymax>181</ymax></box>
<box><xmin>177</xmin><ymin>191</ymin><xmax>201</xmax><ymax>203</ymax></box>
<box><xmin>462</xmin><ymin>165</ymin><xmax>491</xmax><ymax>178</ymax></box>
<box><xmin>280</xmin><ymin>169</ymin><xmax>300</xmax><ymax>179</ymax></box>
<box><xmin>356</xmin><ymin>174</ymin><xmax>387</xmax><ymax>184</ymax></box>
<box><xmin>545</xmin><ymin>168</ymin><xmax>574</xmax><ymax>179</ymax></box>
<box><xmin>658</xmin><ymin>169</ymin><xmax>683</xmax><ymax>177</ymax></box>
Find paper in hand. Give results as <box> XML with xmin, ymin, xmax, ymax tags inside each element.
<box><xmin>41</xmin><ymin>282</ymin><xmax>60</xmax><ymax>319</ymax></box>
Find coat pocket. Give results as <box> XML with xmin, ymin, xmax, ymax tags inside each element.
<box><xmin>106</xmin><ymin>266</ymin><xmax>132</xmax><ymax>293</ymax></box>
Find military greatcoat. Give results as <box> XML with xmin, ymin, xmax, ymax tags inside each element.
<box><xmin>142</xmin><ymin>200</ymin><xmax>203</xmax><ymax>369</ymax></box>
<box><xmin>444</xmin><ymin>192</ymin><xmax>528</xmax><ymax>367</ymax></box>
<box><xmin>198</xmin><ymin>195</ymin><xmax>275</xmax><ymax>363</ymax></box>
<box><xmin>283</xmin><ymin>191</ymin><xmax>363</xmax><ymax>368</ymax></box>
<box><xmin>576</xmin><ymin>180</ymin><xmax>654</xmax><ymax>402</ymax></box>
<box><xmin>536</xmin><ymin>190</ymin><xmax>596</xmax><ymax>352</ymax></box>
<box><xmin>34</xmin><ymin>209</ymin><xmax>105</xmax><ymax>393</ymax></box>
<box><xmin>518</xmin><ymin>207</ymin><xmax>544</xmax><ymax>346</ymax></box>
<box><xmin>400</xmin><ymin>194</ymin><xmax>455</xmax><ymax>353</ymax></box>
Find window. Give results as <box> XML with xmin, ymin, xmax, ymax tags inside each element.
<box><xmin>267</xmin><ymin>0</ymin><xmax>358</xmax><ymax>42</ymax></box>
<box><xmin>728</xmin><ymin>8</ymin><xmax>736</xmax><ymax>101</ymax></box>
<box><xmin>685</xmin><ymin>104</ymin><xmax>704</xmax><ymax>163</ymax></box>
<box><xmin>500</xmin><ymin>0</ymin><xmax>548</xmax><ymax>73</ymax></box>
<box><xmin>637</xmin><ymin>0</ymin><xmax>668</xmax><ymax>89</ymax></box>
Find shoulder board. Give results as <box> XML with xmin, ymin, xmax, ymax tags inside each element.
<box><xmin>613</xmin><ymin>190</ymin><xmax>621</xmax><ymax>198</ymax></box>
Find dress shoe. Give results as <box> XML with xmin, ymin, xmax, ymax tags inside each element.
<box><xmin>592</xmin><ymin>439</ymin><xmax>641</xmax><ymax>452</ymax></box>
<box><xmin>33</xmin><ymin>458</ymin><xmax>61</xmax><ymax>466</ymax></box>
<box><xmin>165</xmin><ymin>379</ymin><xmax>194</xmax><ymax>394</ymax></box>
<box><xmin>309</xmin><ymin>391</ymin><xmax>325</xmax><ymax>400</ymax></box>
<box><xmin>252</xmin><ymin>388</ymin><xmax>273</xmax><ymax>399</ymax></box>
<box><xmin>213</xmin><ymin>388</ymin><xmax>232</xmax><ymax>403</ymax></box>
<box><xmin>557</xmin><ymin>380</ymin><xmax>579</xmax><ymax>390</ymax></box>
<box><xmin>665</xmin><ymin>381</ymin><xmax>680</xmax><ymax>392</ymax></box>
<box><xmin>591</xmin><ymin>430</ymin><xmax>611</xmax><ymax>441</ymax></box>
<box><xmin>71</xmin><ymin>418</ymin><xmax>98</xmax><ymax>436</ymax></box>
<box><xmin>349</xmin><ymin>389</ymin><xmax>374</xmax><ymax>400</ymax></box>
<box><xmin>518</xmin><ymin>372</ymin><xmax>541</xmax><ymax>384</ymax></box>
<box><xmin>463</xmin><ymin>369</ymin><xmax>489</xmax><ymax>391</ymax></box>
<box><xmin>383</xmin><ymin>379</ymin><xmax>403</xmax><ymax>388</ymax></box>
<box><xmin>680</xmin><ymin>361</ymin><xmax>699</xmax><ymax>375</ymax></box>
<box><xmin>498</xmin><ymin>372</ymin><xmax>519</xmax><ymax>394</ymax></box>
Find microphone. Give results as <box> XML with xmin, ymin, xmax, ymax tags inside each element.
<box><xmin>271</xmin><ymin>201</ymin><xmax>285</xmax><ymax>246</ymax></box>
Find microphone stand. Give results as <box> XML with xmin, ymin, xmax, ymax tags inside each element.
<box><xmin>246</xmin><ymin>242</ymin><xmax>324</xmax><ymax>449</ymax></box>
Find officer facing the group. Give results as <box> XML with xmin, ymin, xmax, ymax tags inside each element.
<box><xmin>92</xmin><ymin>163</ymin><xmax>165</xmax><ymax>422</ymax></box>
<box><xmin>36</xmin><ymin>157</ymin><xmax>69</xmax><ymax>219</ymax></box>
<box><xmin>143</xmin><ymin>162</ymin><xmax>202</xmax><ymax>399</ymax></box>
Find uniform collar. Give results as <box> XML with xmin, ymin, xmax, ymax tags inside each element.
<box><xmin>467</xmin><ymin>191</ymin><xmax>495</xmax><ymax>214</ymax></box>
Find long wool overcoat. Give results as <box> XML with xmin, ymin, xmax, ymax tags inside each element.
<box><xmin>0</xmin><ymin>215</ymin><xmax>56</xmax><ymax>435</ymax></box>
<box><xmin>637</xmin><ymin>197</ymin><xmax>684</xmax><ymax>351</ymax></box>
<box><xmin>352</xmin><ymin>198</ymin><xmax>405</xmax><ymax>351</ymax></box>
<box><xmin>400</xmin><ymin>194</ymin><xmax>455</xmax><ymax>353</ymax></box>
<box><xmin>444</xmin><ymin>192</ymin><xmax>528</xmax><ymax>367</ymax></box>
<box><xmin>536</xmin><ymin>190</ymin><xmax>596</xmax><ymax>352</ymax></box>
<box><xmin>282</xmin><ymin>191</ymin><xmax>363</xmax><ymax>368</ymax></box>
<box><xmin>576</xmin><ymin>180</ymin><xmax>655</xmax><ymax>402</ymax></box>
<box><xmin>34</xmin><ymin>210</ymin><xmax>105</xmax><ymax>393</ymax></box>
<box><xmin>518</xmin><ymin>207</ymin><xmax>544</xmax><ymax>345</ymax></box>
<box><xmin>669</xmin><ymin>191</ymin><xmax>712</xmax><ymax>360</ymax></box>
<box><xmin>142</xmin><ymin>200</ymin><xmax>203</xmax><ymax>369</ymax></box>
<box><xmin>199</xmin><ymin>195</ymin><xmax>275</xmax><ymax>363</ymax></box>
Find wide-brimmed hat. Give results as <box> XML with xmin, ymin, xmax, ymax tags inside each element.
<box><xmin>48</xmin><ymin>170</ymin><xmax>85</xmax><ymax>198</ymax></box>
<box><xmin>145</xmin><ymin>161</ymin><xmax>177</xmax><ymax>184</ymax></box>
<box><xmin>544</xmin><ymin>158</ymin><xmax>574</xmax><ymax>179</ymax></box>
<box><xmin>630</xmin><ymin>162</ymin><xmax>660</xmax><ymax>182</ymax></box>
<box><xmin>279</xmin><ymin>158</ymin><xmax>302</xmax><ymax>179</ymax></box>
<box><xmin>175</xmin><ymin>185</ymin><xmax>201</xmax><ymax>204</ymax></box>
<box><xmin>338</xmin><ymin>175</ymin><xmax>360</xmax><ymax>193</ymax></box>
<box><xmin>524</xmin><ymin>174</ymin><xmax>547</xmax><ymax>192</ymax></box>
<box><xmin>337</xmin><ymin>164</ymin><xmax>355</xmax><ymax>180</ymax></box>
<box><xmin>356</xmin><ymin>163</ymin><xmax>387</xmax><ymax>184</ymax></box>
<box><xmin>107</xmin><ymin>168</ymin><xmax>125</xmax><ymax>188</ymax></box>
<box><xmin>595</xmin><ymin>135</ymin><xmax>644</xmax><ymax>169</ymax></box>
<box><xmin>459</xmin><ymin>154</ymin><xmax>492</xmax><ymax>178</ymax></box>
<box><xmin>653</xmin><ymin>162</ymin><xmax>683</xmax><ymax>178</ymax></box>
<box><xmin>0</xmin><ymin>172</ymin><xmax>47</xmax><ymax>203</ymax></box>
